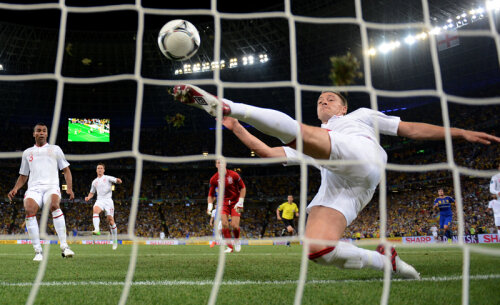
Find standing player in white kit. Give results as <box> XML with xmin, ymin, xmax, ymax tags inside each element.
<box><xmin>8</xmin><ymin>123</ymin><xmax>75</xmax><ymax>261</ymax></box>
<box><xmin>85</xmin><ymin>163</ymin><xmax>122</xmax><ymax>250</ymax></box>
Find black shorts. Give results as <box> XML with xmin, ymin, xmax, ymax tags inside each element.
<box><xmin>282</xmin><ymin>219</ymin><xmax>295</xmax><ymax>229</ymax></box>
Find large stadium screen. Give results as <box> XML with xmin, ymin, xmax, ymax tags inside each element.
<box><xmin>68</xmin><ymin>118</ymin><xmax>110</xmax><ymax>142</ymax></box>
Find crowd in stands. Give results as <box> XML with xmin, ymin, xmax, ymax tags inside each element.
<box><xmin>0</xmin><ymin>103</ymin><xmax>498</xmax><ymax>240</ymax></box>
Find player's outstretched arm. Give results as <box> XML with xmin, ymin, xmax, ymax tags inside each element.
<box><xmin>116</xmin><ymin>178</ymin><xmax>123</xmax><ymax>184</ymax></box>
<box><xmin>222</xmin><ymin>117</ymin><xmax>285</xmax><ymax>158</ymax></box>
<box><xmin>276</xmin><ymin>208</ymin><xmax>282</xmax><ymax>220</ymax></box>
<box><xmin>62</xmin><ymin>167</ymin><xmax>74</xmax><ymax>200</ymax></box>
<box><xmin>397</xmin><ymin>121</ymin><xmax>500</xmax><ymax>145</ymax></box>
<box><xmin>8</xmin><ymin>175</ymin><xmax>28</xmax><ymax>201</ymax></box>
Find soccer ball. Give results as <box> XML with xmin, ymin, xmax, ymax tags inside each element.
<box><xmin>157</xmin><ymin>19</ymin><xmax>200</xmax><ymax>61</ymax></box>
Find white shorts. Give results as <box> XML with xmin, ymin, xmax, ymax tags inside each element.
<box><xmin>24</xmin><ymin>186</ymin><xmax>61</xmax><ymax>208</ymax></box>
<box><xmin>495</xmin><ymin>216</ymin><xmax>500</xmax><ymax>227</ymax></box>
<box><xmin>306</xmin><ymin>133</ymin><xmax>387</xmax><ymax>226</ymax></box>
<box><xmin>94</xmin><ymin>198</ymin><xmax>115</xmax><ymax>217</ymax></box>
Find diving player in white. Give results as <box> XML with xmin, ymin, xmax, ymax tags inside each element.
<box><xmin>85</xmin><ymin>163</ymin><xmax>122</xmax><ymax>250</ymax></box>
<box><xmin>8</xmin><ymin>123</ymin><xmax>75</xmax><ymax>261</ymax></box>
<box><xmin>172</xmin><ymin>84</ymin><xmax>500</xmax><ymax>279</ymax></box>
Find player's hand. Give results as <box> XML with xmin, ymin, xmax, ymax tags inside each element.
<box><xmin>235</xmin><ymin>198</ymin><xmax>244</xmax><ymax>214</ymax></box>
<box><xmin>221</xmin><ymin>117</ymin><xmax>240</xmax><ymax>131</ymax></box>
<box><xmin>277</xmin><ymin>216</ymin><xmax>282</xmax><ymax>221</ymax></box>
<box><xmin>116</xmin><ymin>178</ymin><xmax>123</xmax><ymax>184</ymax></box>
<box><xmin>84</xmin><ymin>196</ymin><xmax>89</xmax><ymax>202</ymax></box>
<box><xmin>207</xmin><ymin>209</ymin><xmax>212</xmax><ymax>215</ymax></box>
<box><xmin>462</xmin><ymin>130</ymin><xmax>500</xmax><ymax>145</ymax></box>
<box><xmin>8</xmin><ymin>189</ymin><xmax>17</xmax><ymax>201</ymax></box>
<box><xmin>66</xmin><ymin>189</ymin><xmax>75</xmax><ymax>200</ymax></box>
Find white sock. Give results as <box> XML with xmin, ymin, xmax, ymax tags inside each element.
<box><xmin>310</xmin><ymin>242</ymin><xmax>386</xmax><ymax>270</ymax></box>
<box><xmin>93</xmin><ymin>214</ymin><xmax>100</xmax><ymax>231</ymax></box>
<box><xmin>110</xmin><ymin>224</ymin><xmax>117</xmax><ymax>243</ymax></box>
<box><xmin>224</xmin><ymin>99</ymin><xmax>299</xmax><ymax>144</ymax></box>
<box><xmin>52</xmin><ymin>209</ymin><xmax>68</xmax><ymax>249</ymax></box>
<box><xmin>26</xmin><ymin>216</ymin><xmax>42</xmax><ymax>253</ymax></box>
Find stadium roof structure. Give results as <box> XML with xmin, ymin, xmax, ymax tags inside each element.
<box><xmin>0</xmin><ymin>0</ymin><xmax>498</xmax><ymax>135</ymax></box>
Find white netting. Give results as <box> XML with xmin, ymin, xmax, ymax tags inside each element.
<box><xmin>0</xmin><ymin>1</ymin><xmax>499</xmax><ymax>305</ymax></box>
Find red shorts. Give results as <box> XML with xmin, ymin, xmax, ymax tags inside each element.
<box><xmin>221</xmin><ymin>202</ymin><xmax>241</xmax><ymax>217</ymax></box>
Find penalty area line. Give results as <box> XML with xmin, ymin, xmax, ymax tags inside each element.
<box><xmin>1</xmin><ymin>274</ymin><xmax>500</xmax><ymax>287</ymax></box>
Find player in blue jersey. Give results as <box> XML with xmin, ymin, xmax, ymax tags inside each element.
<box><xmin>433</xmin><ymin>188</ymin><xmax>455</xmax><ymax>243</ymax></box>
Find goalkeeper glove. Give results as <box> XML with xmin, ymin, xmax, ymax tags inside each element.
<box><xmin>235</xmin><ymin>198</ymin><xmax>244</xmax><ymax>213</ymax></box>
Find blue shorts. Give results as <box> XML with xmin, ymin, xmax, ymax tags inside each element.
<box><xmin>439</xmin><ymin>215</ymin><xmax>452</xmax><ymax>228</ymax></box>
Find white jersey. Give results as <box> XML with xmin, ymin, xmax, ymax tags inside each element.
<box><xmin>283</xmin><ymin>108</ymin><xmax>400</xmax><ymax>225</ymax></box>
<box><xmin>490</xmin><ymin>173</ymin><xmax>500</xmax><ymax>196</ymax></box>
<box><xmin>90</xmin><ymin>175</ymin><xmax>117</xmax><ymax>200</ymax></box>
<box><xmin>488</xmin><ymin>199</ymin><xmax>500</xmax><ymax>218</ymax></box>
<box><xmin>321</xmin><ymin>108</ymin><xmax>400</xmax><ymax>140</ymax></box>
<box><xmin>19</xmin><ymin>143</ymin><xmax>70</xmax><ymax>189</ymax></box>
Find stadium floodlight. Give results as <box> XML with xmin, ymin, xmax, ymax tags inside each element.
<box><xmin>183</xmin><ymin>64</ymin><xmax>192</xmax><ymax>74</ymax></box>
<box><xmin>211</xmin><ymin>61</ymin><xmax>219</xmax><ymax>70</ymax></box>
<box><xmin>366</xmin><ymin>47</ymin><xmax>377</xmax><ymax>56</ymax></box>
<box><xmin>174</xmin><ymin>69</ymin><xmax>182</xmax><ymax>75</ymax></box>
<box><xmin>378</xmin><ymin>41</ymin><xmax>399</xmax><ymax>54</ymax></box>
<box><xmin>416</xmin><ymin>32</ymin><xmax>427</xmax><ymax>40</ymax></box>
<box><xmin>242</xmin><ymin>56</ymin><xmax>255</xmax><ymax>65</ymax></box>
<box><xmin>193</xmin><ymin>63</ymin><xmax>201</xmax><ymax>73</ymax></box>
<box><xmin>220</xmin><ymin>60</ymin><xmax>225</xmax><ymax>69</ymax></box>
<box><xmin>259</xmin><ymin>53</ymin><xmax>269</xmax><ymax>63</ymax></box>
<box><xmin>461</xmin><ymin>13</ymin><xmax>467</xmax><ymax>17</ymax></box>
<box><xmin>404</xmin><ymin>35</ymin><xmax>416</xmax><ymax>45</ymax></box>
<box><xmin>430</xmin><ymin>27</ymin><xmax>441</xmax><ymax>35</ymax></box>
<box><xmin>0</xmin><ymin>64</ymin><xmax>3</xmax><ymax>71</ymax></box>
<box><xmin>202</xmin><ymin>62</ymin><xmax>210</xmax><ymax>72</ymax></box>
<box><xmin>229</xmin><ymin>57</ymin><xmax>238</xmax><ymax>68</ymax></box>
<box><xmin>447</xmin><ymin>18</ymin><xmax>452</xmax><ymax>23</ymax></box>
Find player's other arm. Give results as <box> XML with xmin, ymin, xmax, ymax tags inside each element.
<box><xmin>222</xmin><ymin>117</ymin><xmax>285</xmax><ymax>158</ymax></box>
<box><xmin>8</xmin><ymin>175</ymin><xmax>29</xmax><ymax>200</ymax></box>
<box><xmin>397</xmin><ymin>121</ymin><xmax>500</xmax><ymax>145</ymax></box>
<box><xmin>62</xmin><ymin>166</ymin><xmax>75</xmax><ymax>200</ymax></box>
<box><xmin>115</xmin><ymin>178</ymin><xmax>123</xmax><ymax>184</ymax></box>
<box><xmin>85</xmin><ymin>192</ymin><xmax>95</xmax><ymax>202</ymax></box>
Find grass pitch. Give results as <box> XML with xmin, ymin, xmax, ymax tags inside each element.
<box><xmin>0</xmin><ymin>244</ymin><xmax>499</xmax><ymax>305</ymax></box>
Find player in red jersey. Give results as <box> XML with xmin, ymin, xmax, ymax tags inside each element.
<box><xmin>207</xmin><ymin>160</ymin><xmax>246</xmax><ymax>253</ymax></box>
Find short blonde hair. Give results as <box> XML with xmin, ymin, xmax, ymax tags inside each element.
<box><xmin>321</xmin><ymin>91</ymin><xmax>348</xmax><ymax>107</ymax></box>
